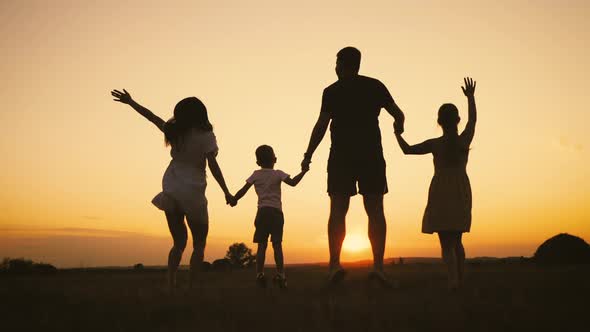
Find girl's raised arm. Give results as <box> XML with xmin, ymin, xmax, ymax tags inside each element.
<box><xmin>111</xmin><ymin>89</ymin><xmax>166</xmax><ymax>132</ymax></box>
<box><xmin>460</xmin><ymin>77</ymin><xmax>477</xmax><ymax>145</ymax></box>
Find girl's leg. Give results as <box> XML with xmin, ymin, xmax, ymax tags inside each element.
<box><xmin>256</xmin><ymin>242</ymin><xmax>268</xmax><ymax>275</ymax></box>
<box><xmin>438</xmin><ymin>231</ymin><xmax>458</xmax><ymax>289</ymax></box>
<box><xmin>455</xmin><ymin>232</ymin><xmax>465</xmax><ymax>287</ymax></box>
<box><xmin>186</xmin><ymin>217</ymin><xmax>209</xmax><ymax>289</ymax></box>
<box><xmin>165</xmin><ymin>211</ymin><xmax>187</xmax><ymax>292</ymax></box>
<box><xmin>272</xmin><ymin>242</ymin><xmax>284</xmax><ymax>275</ymax></box>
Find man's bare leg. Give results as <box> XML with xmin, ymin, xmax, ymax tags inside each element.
<box><xmin>328</xmin><ymin>194</ymin><xmax>350</xmax><ymax>280</ymax></box>
<box><xmin>363</xmin><ymin>194</ymin><xmax>386</xmax><ymax>272</ymax></box>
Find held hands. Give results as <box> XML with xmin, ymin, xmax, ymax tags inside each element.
<box><xmin>225</xmin><ymin>193</ymin><xmax>237</xmax><ymax>207</ymax></box>
<box><xmin>393</xmin><ymin>120</ymin><xmax>404</xmax><ymax>135</ymax></box>
<box><xmin>461</xmin><ymin>77</ymin><xmax>476</xmax><ymax>98</ymax></box>
<box><xmin>111</xmin><ymin>89</ymin><xmax>133</xmax><ymax>104</ymax></box>
<box><xmin>301</xmin><ymin>153</ymin><xmax>311</xmax><ymax>172</ymax></box>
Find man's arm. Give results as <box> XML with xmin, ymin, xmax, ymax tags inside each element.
<box><xmin>234</xmin><ymin>182</ymin><xmax>253</xmax><ymax>201</ymax></box>
<box><xmin>384</xmin><ymin>101</ymin><xmax>405</xmax><ymax>134</ymax></box>
<box><xmin>302</xmin><ymin>112</ymin><xmax>330</xmax><ymax>169</ymax></box>
<box><xmin>283</xmin><ymin>170</ymin><xmax>308</xmax><ymax>187</ymax></box>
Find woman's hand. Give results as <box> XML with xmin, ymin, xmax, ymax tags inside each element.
<box><xmin>461</xmin><ymin>77</ymin><xmax>476</xmax><ymax>97</ymax></box>
<box><xmin>111</xmin><ymin>89</ymin><xmax>133</xmax><ymax>104</ymax></box>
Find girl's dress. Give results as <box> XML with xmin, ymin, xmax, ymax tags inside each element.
<box><xmin>422</xmin><ymin>137</ymin><xmax>472</xmax><ymax>234</ymax></box>
<box><xmin>151</xmin><ymin>128</ymin><xmax>218</xmax><ymax>224</ymax></box>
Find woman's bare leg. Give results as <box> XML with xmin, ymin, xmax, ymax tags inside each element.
<box><xmin>165</xmin><ymin>211</ymin><xmax>187</xmax><ymax>293</ymax></box>
<box><xmin>186</xmin><ymin>217</ymin><xmax>209</xmax><ymax>289</ymax></box>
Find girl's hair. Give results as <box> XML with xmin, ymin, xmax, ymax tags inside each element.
<box><xmin>437</xmin><ymin>103</ymin><xmax>460</xmax><ymax>133</ymax></box>
<box><xmin>164</xmin><ymin>97</ymin><xmax>213</xmax><ymax>147</ymax></box>
<box><xmin>438</xmin><ymin>103</ymin><xmax>469</xmax><ymax>158</ymax></box>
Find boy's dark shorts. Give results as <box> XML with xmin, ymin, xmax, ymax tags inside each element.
<box><xmin>327</xmin><ymin>155</ymin><xmax>388</xmax><ymax>196</ymax></box>
<box><xmin>253</xmin><ymin>207</ymin><xmax>284</xmax><ymax>244</ymax></box>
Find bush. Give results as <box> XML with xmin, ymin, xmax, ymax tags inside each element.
<box><xmin>533</xmin><ymin>233</ymin><xmax>590</xmax><ymax>265</ymax></box>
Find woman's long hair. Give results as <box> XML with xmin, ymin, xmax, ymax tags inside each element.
<box><xmin>164</xmin><ymin>97</ymin><xmax>213</xmax><ymax>147</ymax></box>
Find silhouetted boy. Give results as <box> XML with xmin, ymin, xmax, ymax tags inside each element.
<box><xmin>232</xmin><ymin>145</ymin><xmax>308</xmax><ymax>288</ymax></box>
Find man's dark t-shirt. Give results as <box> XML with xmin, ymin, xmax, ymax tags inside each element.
<box><xmin>320</xmin><ymin>75</ymin><xmax>394</xmax><ymax>163</ymax></box>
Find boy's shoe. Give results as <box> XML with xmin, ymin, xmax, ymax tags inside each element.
<box><xmin>273</xmin><ymin>273</ymin><xmax>288</xmax><ymax>289</ymax></box>
<box><xmin>328</xmin><ymin>266</ymin><xmax>347</xmax><ymax>285</ymax></box>
<box><xmin>368</xmin><ymin>270</ymin><xmax>393</xmax><ymax>289</ymax></box>
<box><xmin>256</xmin><ymin>273</ymin><xmax>267</xmax><ymax>288</ymax></box>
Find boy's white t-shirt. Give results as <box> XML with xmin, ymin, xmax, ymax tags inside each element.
<box><xmin>246</xmin><ymin>169</ymin><xmax>289</xmax><ymax>211</ymax></box>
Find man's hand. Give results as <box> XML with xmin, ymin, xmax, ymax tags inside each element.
<box><xmin>461</xmin><ymin>77</ymin><xmax>476</xmax><ymax>98</ymax></box>
<box><xmin>111</xmin><ymin>89</ymin><xmax>133</xmax><ymax>104</ymax></box>
<box><xmin>301</xmin><ymin>154</ymin><xmax>312</xmax><ymax>172</ymax></box>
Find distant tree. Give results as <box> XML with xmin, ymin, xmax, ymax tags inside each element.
<box><xmin>534</xmin><ymin>233</ymin><xmax>590</xmax><ymax>265</ymax></box>
<box><xmin>225</xmin><ymin>243</ymin><xmax>256</xmax><ymax>268</ymax></box>
<box><xmin>133</xmin><ymin>263</ymin><xmax>145</xmax><ymax>271</ymax></box>
<box><xmin>399</xmin><ymin>257</ymin><xmax>404</xmax><ymax>265</ymax></box>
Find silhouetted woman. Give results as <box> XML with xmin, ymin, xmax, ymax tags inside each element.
<box><xmin>111</xmin><ymin>90</ymin><xmax>233</xmax><ymax>292</ymax></box>
<box><xmin>394</xmin><ymin>78</ymin><xmax>477</xmax><ymax>290</ymax></box>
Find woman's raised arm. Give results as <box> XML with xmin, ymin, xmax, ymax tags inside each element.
<box><xmin>111</xmin><ymin>89</ymin><xmax>166</xmax><ymax>132</ymax></box>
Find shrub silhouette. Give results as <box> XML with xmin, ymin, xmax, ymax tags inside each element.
<box><xmin>533</xmin><ymin>233</ymin><xmax>590</xmax><ymax>265</ymax></box>
<box><xmin>225</xmin><ymin>243</ymin><xmax>256</xmax><ymax>268</ymax></box>
<box><xmin>212</xmin><ymin>258</ymin><xmax>232</xmax><ymax>271</ymax></box>
<box><xmin>2</xmin><ymin>258</ymin><xmax>57</xmax><ymax>274</ymax></box>
<box><xmin>201</xmin><ymin>261</ymin><xmax>211</xmax><ymax>272</ymax></box>
<box><xmin>133</xmin><ymin>263</ymin><xmax>144</xmax><ymax>271</ymax></box>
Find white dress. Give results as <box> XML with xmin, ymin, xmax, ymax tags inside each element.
<box><xmin>151</xmin><ymin>129</ymin><xmax>218</xmax><ymax>224</ymax></box>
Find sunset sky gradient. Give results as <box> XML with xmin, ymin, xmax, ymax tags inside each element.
<box><xmin>1</xmin><ymin>0</ymin><xmax>588</xmax><ymax>267</ymax></box>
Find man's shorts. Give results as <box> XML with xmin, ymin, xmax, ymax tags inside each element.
<box><xmin>327</xmin><ymin>155</ymin><xmax>388</xmax><ymax>196</ymax></box>
<box><xmin>253</xmin><ymin>207</ymin><xmax>284</xmax><ymax>243</ymax></box>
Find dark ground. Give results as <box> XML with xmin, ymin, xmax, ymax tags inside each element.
<box><xmin>1</xmin><ymin>263</ymin><xmax>588</xmax><ymax>332</ymax></box>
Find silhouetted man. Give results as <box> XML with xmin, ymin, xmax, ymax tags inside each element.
<box><xmin>302</xmin><ymin>47</ymin><xmax>405</xmax><ymax>284</ymax></box>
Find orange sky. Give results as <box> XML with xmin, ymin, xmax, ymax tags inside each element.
<box><xmin>1</xmin><ymin>0</ymin><xmax>589</xmax><ymax>267</ymax></box>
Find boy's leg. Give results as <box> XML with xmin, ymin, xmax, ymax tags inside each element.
<box><xmin>272</xmin><ymin>242</ymin><xmax>284</xmax><ymax>275</ymax></box>
<box><xmin>256</xmin><ymin>242</ymin><xmax>268</xmax><ymax>275</ymax></box>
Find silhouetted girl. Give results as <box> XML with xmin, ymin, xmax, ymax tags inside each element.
<box><xmin>111</xmin><ymin>90</ymin><xmax>233</xmax><ymax>292</ymax></box>
<box><xmin>394</xmin><ymin>78</ymin><xmax>477</xmax><ymax>290</ymax></box>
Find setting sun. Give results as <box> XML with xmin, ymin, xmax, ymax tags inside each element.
<box><xmin>343</xmin><ymin>234</ymin><xmax>371</xmax><ymax>253</ymax></box>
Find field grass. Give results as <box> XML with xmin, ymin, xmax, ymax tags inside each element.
<box><xmin>1</xmin><ymin>263</ymin><xmax>588</xmax><ymax>332</ymax></box>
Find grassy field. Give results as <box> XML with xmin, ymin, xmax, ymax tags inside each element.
<box><xmin>1</xmin><ymin>263</ymin><xmax>588</xmax><ymax>332</ymax></box>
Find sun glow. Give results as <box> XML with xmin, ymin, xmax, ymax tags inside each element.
<box><xmin>343</xmin><ymin>233</ymin><xmax>371</xmax><ymax>253</ymax></box>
